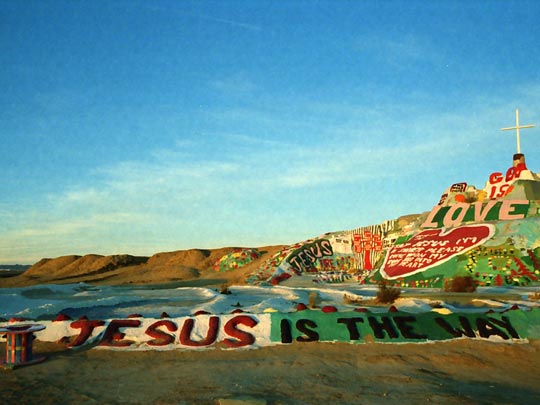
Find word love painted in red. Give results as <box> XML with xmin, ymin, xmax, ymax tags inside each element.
<box><xmin>380</xmin><ymin>225</ymin><xmax>494</xmax><ymax>279</ymax></box>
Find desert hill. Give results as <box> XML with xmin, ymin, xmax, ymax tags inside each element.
<box><xmin>0</xmin><ymin>245</ymin><xmax>286</xmax><ymax>288</ymax></box>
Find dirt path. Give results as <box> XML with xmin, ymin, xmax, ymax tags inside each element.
<box><xmin>1</xmin><ymin>340</ymin><xmax>540</xmax><ymax>404</ymax></box>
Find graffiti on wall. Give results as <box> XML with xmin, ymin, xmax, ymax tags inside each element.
<box><xmin>246</xmin><ymin>179</ymin><xmax>539</xmax><ymax>288</ymax></box>
<box><xmin>64</xmin><ymin>314</ymin><xmax>264</xmax><ymax>349</ymax></box>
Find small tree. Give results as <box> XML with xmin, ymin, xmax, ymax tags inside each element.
<box><xmin>376</xmin><ymin>281</ymin><xmax>401</xmax><ymax>304</ymax></box>
<box><xmin>444</xmin><ymin>275</ymin><xmax>477</xmax><ymax>293</ymax></box>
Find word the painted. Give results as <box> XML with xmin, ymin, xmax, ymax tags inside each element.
<box><xmin>421</xmin><ymin>200</ymin><xmax>529</xmax><ymax>228</ymax></box>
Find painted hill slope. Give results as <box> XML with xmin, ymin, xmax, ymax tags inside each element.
<box><xmin>247</xmin><ymin>153</ymin><xmax>540</xmax><ymax>288</ymax></box>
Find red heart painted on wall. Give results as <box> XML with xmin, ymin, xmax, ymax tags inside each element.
<box><xmin>380</xmin><ymin>224</ymin><xmax>495</xmax><ymax>279</ymax></box>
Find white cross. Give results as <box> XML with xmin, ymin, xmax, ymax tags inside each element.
<box><xmin>501</xmin><ymin>109</ymin><xmax>535</xmax><ymax>154</ymax></box>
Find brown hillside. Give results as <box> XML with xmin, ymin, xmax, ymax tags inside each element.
<box><xmin>0</xmin><ymin>246</ymin><xmax>286</xmax><ymax>287</ymax></box>
<box><xmin>25</xmin><ymin>254</ymin><xmax>148</xmax><ymax>279</ymax></box>
<box><xmin>24</xmin><ymin>255</ymin><xmax>82</xmax><ymax>276</ymax></box>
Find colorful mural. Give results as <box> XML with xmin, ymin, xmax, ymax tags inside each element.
<box><xmin>247</xmin><ymin>156</ymin><xmax>540</xmax><ymax>289</ymax></box>
<box><xmin>380</xmin><ymin>225</ymin><xmax>495</xmax><ymax>280</ymax></box>
<box><xmin>5</xmin><ymin>308</ymin><xmax>540</xmax><ymax>350</ymax></box>
<box><xmin>213</xmin><ymin>248</ymin><xmax>261</xmax><ymax>272</ymax></box>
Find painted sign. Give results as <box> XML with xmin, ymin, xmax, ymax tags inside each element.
<box><xmin>270</xmin><ymin>310</ymin><xmax>537</xmax><ymax>343</ymax></box>
<box><xmin>486</xmin><ymin>164</ymin><xmax>528</xmax><ymax>199</ymax></box>
<box><xmin>286</xmin><ymin>239</ymin><xmax>333</xmax><ymax>274</ymax></box>
<box><xmin>380</xmin><ymin>225</ymin><xmax>495</xmax><ymax>279</ymax></box>
<box><xmin>353</xmin><ymin>232</ymin><xmax>382</xmax><ymax>270</ymax></box>
<box><xmin>421</xmin><ymin>200</ymin><xmax>530</xmax><ymax>228</ymax></box>
<box><xmin>44</xmin><ymin>314</ymin><xmax>271</xmax><ymax>349</ymax></box>
<box><xmin>8</xmin><ymin>308</ymin><xmax>540</xmax><ymax>350</ymax></box>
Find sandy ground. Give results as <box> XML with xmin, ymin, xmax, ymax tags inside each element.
<box><xmin>1</xmin><ymin>339</ymin><xmax>540</xmax><ymax>404</ymax></box>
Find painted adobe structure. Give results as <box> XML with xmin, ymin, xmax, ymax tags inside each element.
<box><xmin>247</xmin><ymin>153</ymin><xmax>540</xmax><ymax>288</ymax></box>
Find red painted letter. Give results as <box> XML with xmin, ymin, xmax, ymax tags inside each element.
<box><xmin>179</xmin><ymin>316</ymin><xmax>220</xmax><ymax>347</ymax></box>
<box><xmin>489</xmin><ymin>172</ymin><xmax>503</xmax><ymax>184</ymax></box>
<box><xmin>224</xmin><ymin>315</ymin><xmax>258</xmax><ymax>348</ymax></box>
<box><xmin>99</xmin><ymin>319</ymin><xmax>141</xmax><ymax>347</ymax></box>
<box><xmin>145</xmin><ymin>320</ymin><xmax>178</xmax><ymax>346</ymax></box>
<box><xmin>69</xmin><ymin>319</ymin><xmax>105</xmax><ymax>347</ymax></box>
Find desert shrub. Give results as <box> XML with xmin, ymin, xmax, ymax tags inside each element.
<box><xmin>444</xmin><ymin>275</ymin><xmax>477</xmax><ymax>293</ymax></box>
<box><xmin>376</xmin><ymin>282</ymin><xmax>401</xmax><ymax>304</ymax></box>
<box><xmin>528</xmin><ymin>292</ymin><xmax>540</xmax><ymax>301</ymax></box>
<box><xmin>343</xmin><ymin>293</ymin><xmax>363</xmax><ymax>305</ymax></box>
<box><xmin>308</xmin><ymin>291</ymin><xmax>319</xmax><ymax>308</ymax></box>
<box><xmin>220</xmin><ymin>283</ymin><xmax>232</xmax><ymax>295</ymax></box>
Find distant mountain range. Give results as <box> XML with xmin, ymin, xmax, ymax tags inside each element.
<box><xmin>0</xmin><ymin>264</ymin><xmax>31</xmax><ymax>272</ymax></box>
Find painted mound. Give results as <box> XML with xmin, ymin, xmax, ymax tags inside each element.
<box><xmin>213</xmin><ymin>248</ymin><xmax>262</xmax><ymax>272</ymax></box>
<box><xmin>249</xmin><ymin>155</ymin><xmax>540</xmax><ymax>289</ymax></box>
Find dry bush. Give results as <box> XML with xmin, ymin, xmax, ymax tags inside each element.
<box><xmin>220</xmin><ymin>283</ymin><xmax>232</xmax><ymax>295</ymax></box>
<box><xmin>529</xmin><ymin>292</ymin><xmax>540</xmax><ymax>301</ymax></box>
<box><xmin>444</xmin><ymin>275</ymin><xmax>477</xmax><ymax>293</ymax></box>
<box><xmin>343</xmin><ymin>293</ymin><xmax>363</xmax><ymax>305</ymax></box>
<box><xmin>308</xmin><ymin>291</ymin><xmax>319</xmax><ymax>308</ymax></box>
<box><xmin>376</xmin><ymin>282</ymin><xmax>401</xmax><ymax>304</ymax></box>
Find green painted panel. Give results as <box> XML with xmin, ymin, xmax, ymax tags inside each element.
<box><xmin>270</xmin><ymin>309</ymin><xmax>540</xmax><ymax>344</ymax></box>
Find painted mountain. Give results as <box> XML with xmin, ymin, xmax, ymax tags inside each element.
<box><xmin>248</xmin><ymin>153</ymin><xmax>540</xmax><ymax>288</ymax></box>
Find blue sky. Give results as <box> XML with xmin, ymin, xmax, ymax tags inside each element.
<box><xmin>2</xmin><ymin>0</ymin><xmax>540</xmax><ymax>264</ymax></box>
